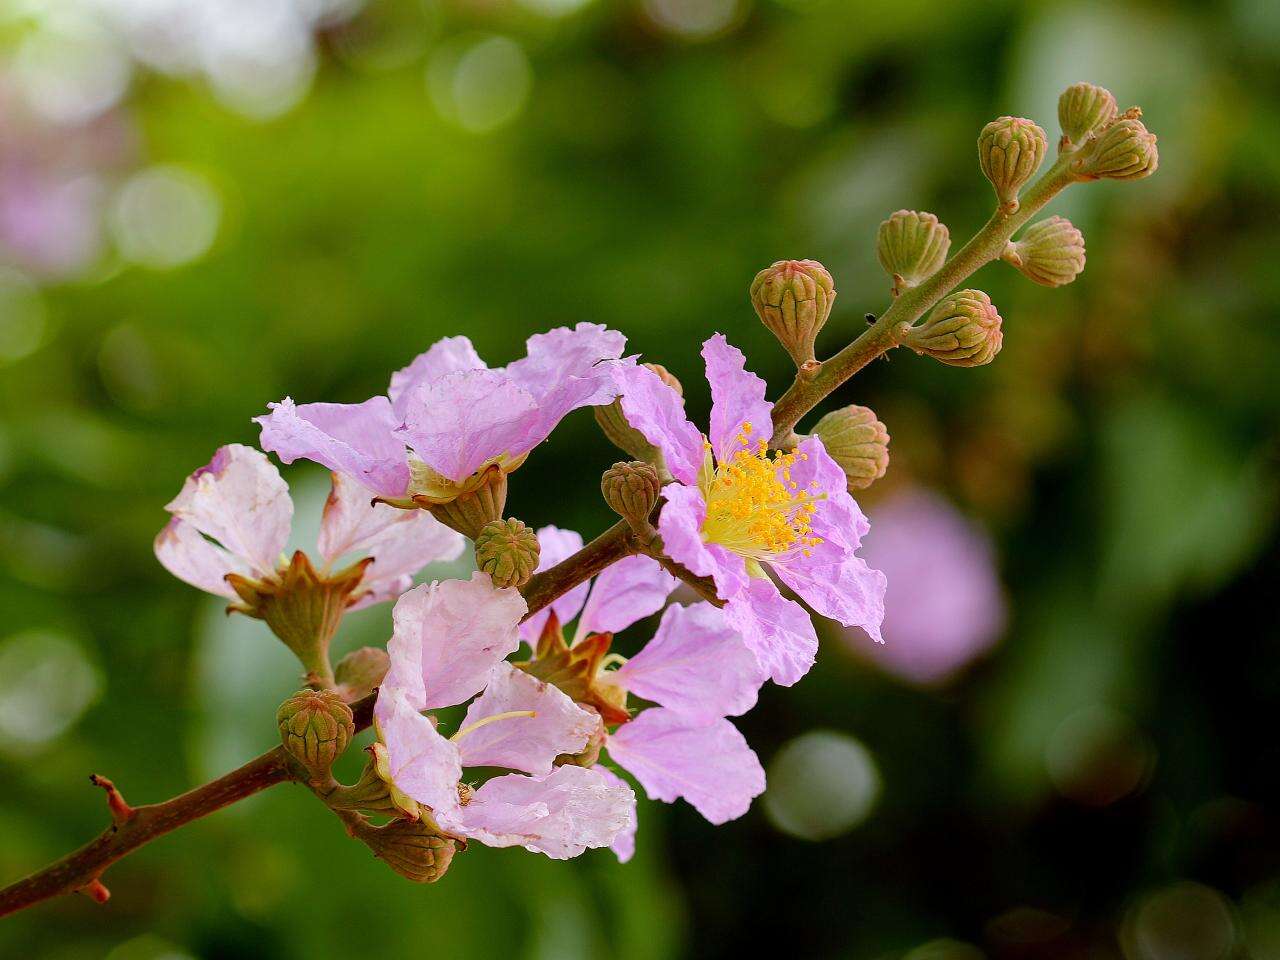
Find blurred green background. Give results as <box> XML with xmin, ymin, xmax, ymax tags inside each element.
<box><xmin>2</xmin><ymin>0</ymin><xmax>1279</xmax><ymax>957</ymax></box>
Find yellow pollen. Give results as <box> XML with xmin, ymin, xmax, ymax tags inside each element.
<box><xmin>700</xmin><ymin>428</ymin><xmax>825</xmax><ymax>562</ymax></box>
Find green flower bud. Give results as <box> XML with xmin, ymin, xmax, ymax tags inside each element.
<box><xmin>1057</xmin><ymin>82</ymin><xmax>1117</xmax><ymax>148</ymax></box>
<box><xmin>1003</xmin><ymin>216</ymin><xmax>1086</xmax><ymax>287</ymax></box>
<box><xmin>810</xmin><ymin>405</ymin><xmax>890</xmax><ymax>491</ymax></box>
<box><xmin>601</xmin><ymin>460</ymin><xmax>661</xmax><ymax>534</ymax></box>
<box><xmin>474</xmin><ymin>518</ymin><xmax>540</xmax><ymax>589</ymax></box>
<box><xmin>876</xmin><ymin>210</ymin><xmax>950</xmax><ymax>292</ymax></box>
<box><xmin>978</xmin><ymin>117</ymin><xmax>1047</xmax><ymax>212</ymax></box>
<box><xmin>595</xmin><ymin>363</ymin><xmax>683</xmax><ymax>461</ymax></box>
<box><xmin>420</xmin><ymin>463</ymin><xmax>508</xmax><ymax>541</ymax></box>
<box><xmin>749</xmin><ymin>259</ymin><xmax>836</xmax><ymax>367</ymax></box>
<box><xmin>277</xmin><ymin>689</ymin><xmax>354</xmax><ymax>783</ymax></box>
<box><xmin>1071</xmin><ymin>114</ymin><xmax>1158</xmax><ymax>181</ymax></box>
<box><xmin>334</xmin><ymin>646</ymin><xmax>390</xmax><ymax>702</ymax></box>
<box><xmin>361</xmin><ymin>818</ymin><xmax>459</xmax><ymax>883</ymax></box>
<box><xmin>905</xmin><ymin>289</ymin><xmax>1003</xmax><ymax>367</ymax></box>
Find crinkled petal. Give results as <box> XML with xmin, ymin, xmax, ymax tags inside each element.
<box><xmin>384</xmin><ymin>573</ymin><xmax>527</xmax><ymax>710</ymax></box>
<box><xmin>607</xmin><ymin>709</ymin><xmax>764</xmax><ymax>825</ymax></box>
<box><xmin>389</xmin><ymin>336</ymin><xmax>487</xmax><ymax>417</ymax></box>
<box><xmin>455</xmin><ymin>663</ymin><xmax>599</xmax><ymax>775</ymax></box>
<box><xmin>594</xmin><ymin>767</ymin><xmax>638</xmax><ymax>863</ymax></box>
<box><xmin>657</xmin><ymin>484</ymin><xmax>749</xmax><ymax>600</ymax></box>
<box><xmin>374</xmin><ymin>686</ymin><xmax>463</xmax><ymax>823</ymax></box>
<box><xmin>164</xmin><ymin>444</ymin><xmax>291</xmax><ymax>575</ymax></box>
<box><xmin>450</xmin><ymin>765</ymin><xmax>635</xmax><ymax>859</ymax></box>
<box><xmin>501</xmin><ymin>322</ymin><xmax>627</xmax><ymax>423</ymax></box>
<box><xmin>154</xmin><ymin>517</ymin><xmax>245</xmax><ymax>599</ymax></box>
<box><xmin>395</xmin><ymin>369</ymin><xmax>540</xmax><ymax>484</ymax></box>
<box><xmin>608</xmin><ymin>602</ymin><xmax>765</xmax><ymax>720</ymax></box>
<box><xmin>771</xmin><ymin>437</ymin><xmax>886</xmax><ymax>641</ymax></box>
<box><xmin>722</xmin><ymin>578</ymin><xmax>818</xmax><ymax>686</ymax></box>
<box><xmin>703</xmin><ymin>334</ymin><xmax>773</xmax><ymax>462</ymax></box>
<box><xmin>613</xmin><ymin>361</ymin><xmax>704</xmax><ymax>485</ymax></box>
<box><xmin>256</xmin><ymin>396</ymin><xmax>410</xmax><ymax>498</ymax></box>
<box><xmin>519</xmin><ymin>526</ymin><xmax>591</xmax><ymax>644</ymax></box>
<box><xmin>577</xmin><ymin>555</ymin><xmax>678</xmax><ymax>636</ymax></box>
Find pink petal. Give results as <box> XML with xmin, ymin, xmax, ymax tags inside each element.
<box><xmin>164</xmin><ymin>444</ymin><xmax>291</xmax><ymax>576</ymax></box>
<box><xmin>452</xmin><ymin>765</ymin><xmax>636</xmax><ymax>859</ymax></box>
<box><xmin>657</xmin><ymin>484</ymin><xmax>749</xmax><ymax>600</ymax></box>
<box><xmin>154</xmin><ymin>517</ymin><xmax>245</xmax><ymax>599</ymax></box>
<box><xmin>608</xmin><ymin>602</ymin><xmax>765</xmax><ymax>720</ymax></box>
<box><xmin>722</xmin><ymin>578</ymin><xmax>818</xmax><ymax>686</ymax></box>
<box><xmin>389</xmin><ymin>336</ymin><xmax>487</xmax><ymax>418</ymax></box>
<box><xmin>455</xmin><ymin>663</ymin><xmax>600</xmax><ymax>775</ymax></box>
<box><xmin>607</xmin><ymin>709</ymin><xmax>765</xmax><ymax>825</ymax></box>
<box><xmin>771</xmin><ymin>437</ymin><xmax>886</xmax><ymax>641</ymax></box>
<box><xmin>594</xmin><ymin>767</ymin><xmax>638</xmax><ymax>863</ymax></box>
<box><xmin>256</xmin><ymin>396</ymin><xmax>410</xmax><ymax>498</ymax></box>
<box><xmin>384</xmin><ymin>573</ymin><xmax>527</xmax><ymax>710</ymax></box>
<box><xmin>374</xmin><ymin>686</ymin><xmax>463</xmax><ymax>823</ymax></box>
<box><xmin>613</xmin><ymin>361</ymin><xmax>705</xmax><ymax>485</ymax></box>
<box><xmin>519</xmin><ymin>526</ymin><xmax>591</xmax><ymax>644</ymax></box>
<box><xmin>395</xmin><ymin>369</ymin><xmax>540</xmax><ymax>484</ymax></box>
<box><xmin>501</xmin><ymin>322</ymin><xmax>628</xmax><ymax>424</ymax></box>
<box><xmin>703</xmin><ymin>334</ymin><xmax>773</xmax><ymax>462</ymax></box>
<box><xmin>577</xmin><ymin>555</ymin><xmax>678</xmax><ymax>636</ymax></box>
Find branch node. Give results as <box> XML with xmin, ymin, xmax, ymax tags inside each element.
<box><xmin>89</xmin><ymin>775</ymin><xmax>136</xmax><ymax>827</ymax></box>
<box><xmin>77</xmin><ymin>878</ymin><xmax>111</xmax><ymax>904</ymax></box>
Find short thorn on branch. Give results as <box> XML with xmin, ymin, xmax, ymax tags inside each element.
<box><xmin>90</xmin><ymin>774</ymin><xmax>136</xmax><ymax>828</ymax></box>
<box><xmin>78</xmin><ymin>878</ymin><xmax>111</xmax><ymax>904</ymax></box>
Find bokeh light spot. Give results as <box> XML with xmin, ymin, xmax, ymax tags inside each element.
<box><xmin>1045</xmin><ymin>705</ymin><xmax>1155</xmax><ymax>806</ymax></box>
<box><xmin>110</xmin><ymin>164</ymin><xmax>220</xmax><ymax>269</ymax></box>
<box><xmin>428</xmin><ymin>36</ymin><xmax>532</xmax><ymax>134</ymax></box>
<box><xmin>643</xmin><ymin>0</ymin><xmax>745</xmax><ymax>40</ymax></box>
<box><xmin>11</xmin><ymin>10</ymin><xmax>131</xmax><ymax>124</ymax></box>
<box><xmin>763</xmin><ymin>730</ymin><xmax>880</xmax><ymax>841</ymax></box>
<box><xmin>0</xmin><ymin>268</ymin><xmax>48</xmax><ymax>363</ymax></box>
<box><xmin>0</xmin><ymin>630</ymin><xmax>102</xmax><ymax>755</ymax></box>
<box><xmin>1123</xmin><ymin>882</ymin><xmax>1236</xmax><ymax>960</ymax></box>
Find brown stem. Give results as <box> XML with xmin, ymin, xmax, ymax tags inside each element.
<box><xmin>520</xmin><ymin>519</ymin><xmax>640</xmax><ymax>616</ymax></box>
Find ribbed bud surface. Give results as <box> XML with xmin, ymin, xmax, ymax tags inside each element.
<box><xmin>811</xmin><ymin>405</ymin><xmax>891</xmax><ymax>491</ymax></box>
<box><xmin>749</xmin><ymin>259</ymin><xmax>836</xmax><ymax>366</ymax></box>
<box><xmin>978</xmin><ymin>117</ymin><xmax>1047</xmax><ymax>210</ymax></box>
<box><xmin>905</xmin><ymin>289</ymin><xmax>1004</xmax><ymax>367</ymax></box>
<box><xmin>876</xmin><ymin>210</ymin><xmax>950</xmax><ymax>290</ymax></box>
<box><xmin>474</xmin><ymin>518</ymin><xmax>540</xmax><ymax>589</ymax></box>
<box><xmin>1004</xmin><ymin>216</ymin><xmax>1086</xmax><ymax>287</ymax></box>
<box><xmin>277</xmin><ymin>689</ymin><xmax>354</xmax><ymax>782</ymax></box>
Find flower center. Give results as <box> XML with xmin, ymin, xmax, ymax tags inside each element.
<box><xmin>699</xmin><ymin>423</ymin><xmax>824</xmax><ymax>562</ymax></box>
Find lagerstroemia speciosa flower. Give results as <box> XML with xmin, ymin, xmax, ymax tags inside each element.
<box><xmin>254</xmin><ymin>324</ymin><xmax>627</xmax><ymax>502</ymax></box>
<box><xmin>611</xmin><ymin>335</ymin><xmax>887</xmax><ymax>685</ymax></box>
<box><xmin>154</xmin><ymin>444</ymin><xmax>464</xmax><ymax>611</ymax></box>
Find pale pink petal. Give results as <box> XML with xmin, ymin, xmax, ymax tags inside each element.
<box><xmin>388</xmin><ymin>336</ymin><xmax>487</xmax><ymax>417</ymax></box>
<box><xmin>594</xmin><ymin>767</ymin><xmax>638</xmax><ymax>863</ymax></box>
<box><xmin>500</xmin><ymin>323</ymin><xmax>628</xmax><ymax>425</ymax></box>
<box><xmin>722</xmin><ymin>578</ymin><xmax>818</xmax><ymax>686</ymax></box>
<box><xmin>577</xmin><ymin>555</ymin><xmax>678</xmax><ymax>636</ymax></box>
<box><xmin>164</xmin><ymin>444</ymin><xmax>291</xmax><ymax>576</ymax></box>
<box><xmin>154</xmin><ymin>517</ymin><xmax>245</xmax><ymax>599</ymax></box>
<box><xmin>255</xmin><ymin>396</ymin><xmax>410</xmax><ymax>498</ymax></box>
<box><xmin>452</xmin><ymin>765</ymin><xmax>635</xmax><ymax>859</ymax></box>
<box><xmin>374</xmin><ymin>686</ymin><xmax>463</xmax><ymax>823</ymax></box>
<box><xmin>395</xmin><ymin>369</ymin><xmax>540</xmax><ymax>483</ymax></box>
<box><xmin>455</xmin><ymin>663</ymin><xmax>600</xmax><ymax>775</ymax></box>
<box><xmin>771</xmin><ymin>437</ymin><xmax>886</xmax><ymax>641</ymax></box>
<box><xmin>608</xmin><ymin>602</ymin><xmax>765</xmax><ymax>720</ymax></box>
<box><xmin>657</xmin><ymin>484</ymin><xmax>749</xmax><ymax>600</ymax></box>
<box><xmin>384</xmin><ymin>573</ymin><xmax>527</xmax><ymax>710</ymax></box>
<box><xmin>613</xmin><ymin>361</ymin><xmax>705</xmax><ymax>485</ymax></box>
<box><xmin>703</xmin><ymin>334</ymin><xmax>773</xmax><ymax>462</ymax></box>
<box><xmin>607</xmin><ymin>709</ymin><xmax>765</xmax><ymax>825</ymax></box>
<box><xmin>519</xmin><ymin>526</ymin><xmax>591</xmax><ymax>644</ymax></box>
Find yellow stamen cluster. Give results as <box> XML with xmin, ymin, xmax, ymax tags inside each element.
<box><xmin>700</xmin><ymin>423</ymin><xmax>824</xmax><ymax>562</ymax></box>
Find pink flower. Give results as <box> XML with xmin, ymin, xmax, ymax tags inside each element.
<box><xmin>611</xmin><ymin>334</ymin><xmax>887</xmax><ymax>686</ymax></box>
<box><xmin>154</xmin><ymin>444</ymin><xmax>463</xmax><ymax>608</ymax></box>
<box><xmin>841</xmin><ymin>487</ymin><xmax>1005</xmax><ymax>685</ymax></box>
<box><xmin>374</xmin><ymin>574</ymin><xmax>636</xmax><ymax>859</ymax></box>
<box><xmin>255</xmin><ymin>324</ymin><xmax>627</xmax><ymax>498</ymax></box>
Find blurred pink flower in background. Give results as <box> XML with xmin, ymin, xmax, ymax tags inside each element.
<box><xmin>842</xmin><ymin>487</ymin><xmax>1005</xmax><ymax>685</ymax></box>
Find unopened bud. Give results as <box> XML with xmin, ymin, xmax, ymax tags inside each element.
<box><xmin>811</xmin><ymin>406</ymin><xmax>890</xmax><ymax>491</ymax></box>
<box><xmin>749</xmin><ymin>259</ymin><xmax>835</xmax><ymax>366</ymax></box>
<box><xmin>1003</xmin><ymin>216</ymin><xmax>1086</xmax><ymax>287</ymax></box>
<box><xmin>277</xmin><ymin>689</ymin><xmax>354</xmax><ymax>783</ymax></box>
<box><xmin>595</xmin><ymin>363</ymin><xmax>683</xmax><ymax>461</ymax></box>
<box><xmin>361</xmin><ymin>818</ymin><xmax>459</xmax><ymax>883</ymax></box>
<box><xmin>1071</xmin><ymin>114</ymin><xmax>1158</xmax><ymax>181</ymax></box>
<box><xmin>474</xmin><ymin>518</ymin><xmax>540</xmax><ymax>589</ymax></box>
<box><xmin>601</xmin><ymin>461</ymin><xmax>661</xmax><ymax>533</ymax></box>
<box><xmin>1058</xmin><ymin>82</ymin><xmax>1117</xmax><ymax>148</ymax></box>
<box><xmin>334</xmin><ymin>646</ymin><xmax>390</xmax><ymax>702</ymax></box>
<box><xmin>876</xmin><ymin>211</ymin><xmax>950</xmax><ymax>292</ymax></box>
<box><xmin>978</xmin><ymin>117</ymin><xmax>1047</xmax><ymax>212</ymax></box>
<box><xmin>904</xmin><ymin>290</ymin><xmax>1003</xmax><ymax>367</ymax></box>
